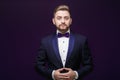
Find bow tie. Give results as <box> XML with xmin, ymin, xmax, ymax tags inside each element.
<box><xmin>57</xmin><ymin>32</ymin><xmax>70</xmax><ymax>38</ymax></box>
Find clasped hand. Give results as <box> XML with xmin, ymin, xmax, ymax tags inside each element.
<box><xmin>54</xmin><ymin>68</ymin><xmax>76</xmax><ymax>80</ymax></box>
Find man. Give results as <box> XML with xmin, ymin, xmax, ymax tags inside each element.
<box><xmin>35</xmin><ymin>5</ymin><xmax>93</xmax><ymax>80</ymax></box>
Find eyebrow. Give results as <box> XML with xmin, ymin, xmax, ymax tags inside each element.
<box><xmin>56</xmin><ymin>16</ymin><xmax>70</xmax><ymax>18</ymax></box>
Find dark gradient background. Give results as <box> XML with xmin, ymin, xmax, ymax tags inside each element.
<box><xmin>0</xmin><ymin>0</ymin><xmax>120</xmax><ymax>80</ymax></box>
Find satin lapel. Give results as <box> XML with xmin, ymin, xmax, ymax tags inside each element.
<box><xmin>66</xmin><ymin>33</ymin><xmax>75</xmax><ymax>61</ymax></box>
<box><xmin>52</xmin><ymin>35</ymin><xmax>62</xmax><ymax>64</ymax></box>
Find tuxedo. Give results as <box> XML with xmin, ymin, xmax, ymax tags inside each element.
<box><xmin>35</xmin><ymin>32</ymin><xmax>93</xmax><ymax>80</ymax></box>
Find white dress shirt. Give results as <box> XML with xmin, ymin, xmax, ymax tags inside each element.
<box><xmin>57</xmin><ymin>29</ymin><xmax>70</xmax><ymax>67</ymax></box>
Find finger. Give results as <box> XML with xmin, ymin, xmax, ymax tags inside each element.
<box><xmin>58</xmin><ymin>75</ymin><xmax>70</xmax><ymax>79</ymax></box>
<box><xmin>59</xmin><ymin>73</ymin><xmax>70</xmax><ymax>77</ymax></box>
<box><xmin>57</xmin><ymin>68</ymin><xmax>65</xmax><ymax>72</ymax></box>
<box><xmin>64</xmin><ymin>68</ymin><xmax>71</xmax><ymax>70</ymax></box>
<box><xmin>62</xmin><ymin>68</ymin><xmax>71</xmax><ymax>71</ymax></box>
<box><xmin>58</xmin><ymin>68</ymin><xmax>65</xmax><ymax>70</ymax></box>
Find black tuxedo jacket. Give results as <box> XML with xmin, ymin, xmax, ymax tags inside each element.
<box><xmin>35</xmin><ymin>32</ymin><xmax>93</xmax><ymax>80</ymax></box>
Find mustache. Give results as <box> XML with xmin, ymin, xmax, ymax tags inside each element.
<box><xmin>59</xmin><ymin>23</ymin><xmax>67</xmax><ymax>26</ymax></box>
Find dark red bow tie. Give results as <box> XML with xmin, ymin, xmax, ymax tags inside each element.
<box><xmin>57</xmin><ymin>32</ymin><xmax>70</xmax><ymax>38</ymax></box>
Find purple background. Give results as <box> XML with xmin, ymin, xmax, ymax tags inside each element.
<box><xmin>1</xmin><ymin>0</ymin><xmax>120</xmax><ymax>80</ymax></box>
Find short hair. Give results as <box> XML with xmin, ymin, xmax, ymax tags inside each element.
<box><xmin>53</xmin><ymin>5</ymin><xmax>71</xmax><ymax>16</ymax></box>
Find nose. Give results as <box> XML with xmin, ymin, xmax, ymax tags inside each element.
<box><xmin>61</xmin><ymin>18</ymin><xmax>65</xmax><ymax>23</ymax></box>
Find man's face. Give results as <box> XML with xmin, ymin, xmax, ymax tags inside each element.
<box><xmin>52</xmin><ymin>10</ymin><xmax>72</xmax><ymax>33</ymax></box>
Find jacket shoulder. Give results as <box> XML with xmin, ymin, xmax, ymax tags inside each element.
<box><xmin>41</xmin><ymin>34</ymin><xmax>54</xmax><ymax>43</ymax></box>
<box><xmin>73</xmin><ymin>33</ymin><xmax>87</xmax><ymax>40</ymax></box>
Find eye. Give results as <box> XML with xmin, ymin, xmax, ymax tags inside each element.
<box><xmin>56</xmin><ymin>16</ymin><xmax>61</xmax><ymax>20</ymax></box>
<box><xmin>64</xmin><ymin>16</ymin><xmax>69</xmax><ymax>20</ymax></box>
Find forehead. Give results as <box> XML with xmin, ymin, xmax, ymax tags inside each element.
<box><xmin>54</xmin><ymin>10</ymin><xmax>70</xmax><ymax>17</ymax></box>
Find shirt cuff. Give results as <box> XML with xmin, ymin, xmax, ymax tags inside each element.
<box><xmin>74</xmin><ymin>71</ymin><xmax>79</xmax><ymax>79</ymax></box>
<box><xmin>52</xmin><ymin>70</ymin><xmax>55</xmax><ymax>80</ymax></box>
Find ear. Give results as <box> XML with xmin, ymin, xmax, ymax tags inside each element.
<box><xmin>70</xmin><ymin>18</ymin><xmax>72</xmax><ymax>25</ymax></box>
<box><xmin>52</xmin><ymin>18</ymin><xmax>55</xmax><ymax>25</ymax></box>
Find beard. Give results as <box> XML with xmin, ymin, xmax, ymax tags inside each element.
<box><xmin>59</xmin><ymin>23</ymin><xmax>68</xmax><ymax>28</ymax></box>
<box><xmin>57</xmin><ymin>23</ymin><xmax>70</xmax><ymax>33</ymax></box>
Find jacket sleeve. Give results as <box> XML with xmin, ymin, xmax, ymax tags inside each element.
<box><xmin>77</xmin><ymin>38</ymin><xmax>93</xmax><ymax>79</ymax></box>
<box><xmin>35</xmin><ymin>39</ymin><xmax>53</xmax><ymax>79</ymax></box>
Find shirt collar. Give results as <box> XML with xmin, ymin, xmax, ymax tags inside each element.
<box><xmin>56</xmin><ymin>29</ymin><xmax>70</xmax><ymax>34</ymax></box>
